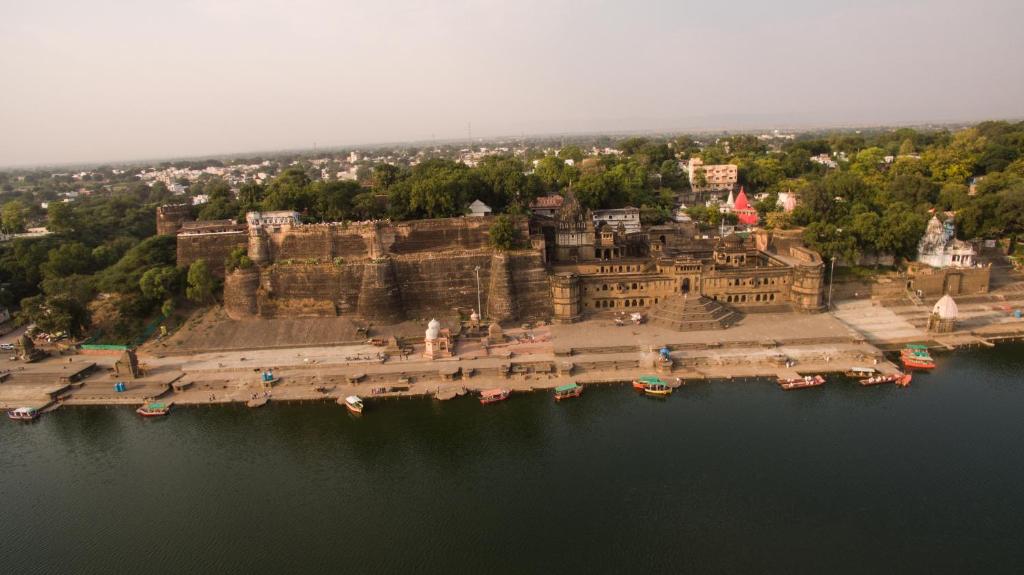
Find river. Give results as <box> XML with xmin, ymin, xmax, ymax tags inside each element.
<box><xmin>3</xmin><ymin>344</ymin><xmax>1024</xmax><ymax>574</ymax></box>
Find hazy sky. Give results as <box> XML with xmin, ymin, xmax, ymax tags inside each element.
<box><xmin>1</xmin><ymin>0</ymin><xmax>1022</xmax><ymax>166</ymax></box>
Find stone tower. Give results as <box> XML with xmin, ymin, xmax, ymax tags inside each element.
<box><xmin>247</xmin><ymin>226</ymin><xmax>270</xmax><ymax>265</ymax></box>
<box><xmin>156</xmin><ymin>204</ymin><xmax>193</xmax><ymax>236</ymax></box>
<box><xmin>357</xmin><ymin>257</ymin><xmax>405</xmax><ymax>323</ymax></box>
<box><xmin>224</xmin><ymin>267</ymin><xmax>260</xmax><ymax>319</ymax></box>
<box><xmin>486</xmin><ymin>252</ymin><xmax>516</xmax><ymax>322</ymax></box>
<box><xmin>550</xmin><ymin>272</ymin><xmax>582</xmax><ymax>323</ymax></box>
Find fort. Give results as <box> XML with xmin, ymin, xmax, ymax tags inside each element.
<box><xmin>169</xmin><ymin>193</ymin><xmax>826</xmax><ymax>328</ymax></box>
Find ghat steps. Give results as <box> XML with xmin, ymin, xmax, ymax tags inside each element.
<box><xmin>648</xmin><ymin>295</ymin><xmax>740</xmax><ymax>331</ymax></box>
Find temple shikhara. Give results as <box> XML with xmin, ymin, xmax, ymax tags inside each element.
<box><xmin>917</xmin><ymin>215</ymin><xmax>976</xmax><ymax>268</ymax></box>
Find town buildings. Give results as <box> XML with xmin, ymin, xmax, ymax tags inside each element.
<box><xmin>684</xmin><ymin>157</ymin><xmax>738</xmax><ymax>193</ymax></box>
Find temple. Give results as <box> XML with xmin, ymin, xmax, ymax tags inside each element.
<box><xmin>917</xmin><ymin>216</ymin><xmax>976</xmax><ymax>268</ymax></box>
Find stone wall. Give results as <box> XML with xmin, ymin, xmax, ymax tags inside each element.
<box><xmin>908</xmin><ymin>264</ymin><xmax>990</xmax><ymax>298</ymax></box>
<box><xmin>221</xmin><ymin>247</ymin><xmax>554</xmax><ymax>323</ymax></box>
<box><xmin>508</xmin><ymin>252</ymin><xmax>553</xmax><ymax>321</ymax></box>
<box><xmin>177</xmin><ymin>232</ymin><xmax>247</xmax><ymax>276</ymax></box>
<box><xmin>390</xmin><ymin>218</ymin><xmax>506</xmax><ymax>254</ymax></box>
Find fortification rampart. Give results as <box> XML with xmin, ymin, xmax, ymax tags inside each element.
<box><xmin>177</xmin><ymin>231</ymin><xmax>247</xmax><ymax>276</ymax></box>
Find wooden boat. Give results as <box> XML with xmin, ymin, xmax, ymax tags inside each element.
<box><xmin>553</xmin><ymin>383</ymin><xmax>583</xmax><ymax>401</ymax></box>
<box><xmin>900</xmin><ymin>345</ymin><xmax>935</xmax><ymax>370</ymax></box>
<box><xmin>632</xmin><ymin>375</ymin><xmax>664</xmax><ymax>390</ymax></box>
<box><xmin>136</xmin><ymin>402</ymin><xmax>170</xmax><ymax>417</ymax></box>
<box><xmin>643</xmin><ymin>382</ymin><xmax>673</xmax><ymax>396</ymax></box>
<box><xmin>895</xmin><ymin>374</ymin><xmax>913</xmax><ymax>387</ymax></box>
<box><xmin>246</xmin><ymin>397</ymin><xmax>269</xmax><ymax>408</ymax></box>
<box><xmin>778</xmin><ymin>375</ymin><xmax>825</xmax><ymax>390</ymax></box>
<box><xmin>344</xmin><ymin>395</ymin><xmax>364</xmax><ymax>414</ymax></box>
<box><xmin>479</xmin><ymin>388</ymin><xmax>511</xmax><ymax>405</ymax></box>
<box><xmin>7</xmin><ymin>407</ymin><xmax>39</xmax><ymax>421</ymax></box>
<box><xmin>859</xmin><ymin>373</ymin><xmax>905</xmax><ymax>386</ymax></box>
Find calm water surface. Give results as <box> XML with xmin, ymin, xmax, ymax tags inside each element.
<box><xmin>3</xmin><ymin>344</ymin><xmax>1024</xmax><ymax>574</ymax></box>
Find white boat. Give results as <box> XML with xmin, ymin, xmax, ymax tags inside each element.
<box><xmin>7</xmin><ymin>407</ymin><xmax>40</xmax><ymax>421</ymax></box>
<box><xmin>344</xmin><ymin>395</ymin><xmax>364</xmax><ymax>414</ymax></box>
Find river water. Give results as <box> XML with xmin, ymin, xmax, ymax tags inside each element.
<box><xmin>3</xmin><ymin>344</ymin><xmax>1024</xmax><ymax>574</ymax></box>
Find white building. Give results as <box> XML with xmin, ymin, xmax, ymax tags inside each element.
<box><xmin>917</xmin><ymin>216</ymin><xmax>976</xmax><ymax>268</ymax></box>
<box><xmin>592</xmin><ymin>207</ymin><xmax>641</xmax><ymax>234</ymax></box>
<box><xmin>467</xmin><ymin>199</ymin><xmax>492</xmax><ymax>217</ymax></box>
<box><xmin>246</xmin><ymin>211</ymin><xmax>302</xmax><ymax>228</ymax></box>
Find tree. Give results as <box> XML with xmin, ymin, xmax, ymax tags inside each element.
<box><xmin>41</xmin><ymin>242</ymin><xmax>95</xmax><ymax>279</ymax></box>
<box><xmin>20</xmin><ymin>293</ymin><xmax>91</xmax><ymax>338</ymax></box>
<box><xmin>224</xmin><ymin>247</ymin><xmax>253</xmax><ymax>273</ymax></box>
<box><xmin>488</xmin><ymin>215</ymin><xmax>518</xmax><ymax>251</ymax></box>
<box><xmin>186</xmin><ymin>259</ymin><xmax>217</xmax><ymax>305</ymax></box>
<box><xmin>139</xmin><ymin>265</ymin><xmax>182</xmax><ymax>302</ymax></box>
<box><xmin>1</xmin><ymin>200</ymin><xmax>27</xmax><ymax>233</ymax></box>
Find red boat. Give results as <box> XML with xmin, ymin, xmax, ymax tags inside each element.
<box><xmin>554</xmin><ymin>383</ymin><xmax>583</xmax><ymax>401</ymax></box>
<box><xmin>895</xmin><ymin>374</ymin><xmax>913</xmax><ymax>387</ymax></box>
<box><xmin>479</xmin><ymin>388</ymin><xmax>511</xmax><ymax>404</ymax></box>
<box><xmin>778</xmin><ymin>375</ymin><xmax>825</xmax><ymax>390</ymax></box>
<box><xmin>901</xmin><ymin>345</ymin><xmax>935</xmax><ymax>370</ymax></box>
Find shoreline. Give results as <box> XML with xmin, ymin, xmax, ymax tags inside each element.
<box><xmin>5</xmin><ymin>305</ymin><xmax>1024</xmax><ymax>415</ymax></box>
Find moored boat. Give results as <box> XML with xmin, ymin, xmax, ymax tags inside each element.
<box><xmin>553</xmin><ymin>383</ymin><xmax>583</xmax><ymax>401</ymax></box>
<box><xmin>344</xmin><ymin>395</ymin><xmax>364</xmax><ymax>414</ymax></box>
<box><xmin>479</xmin><ymin>388</ymin><xmax>511</xmax><ymax>405</ymax></box>
<box><xmin>7</xmin><ymin>407</ymin><xmax>40</xmax><ymax>421</ymax></box>
<box><xmin>136</xmin><ymin>402</ymin><xmax>170</xmax><ymax>417</ymax></box>
<box><xmin>778</xmin><ymin>375</ymin><xmax>825</xmax><ymax>390</ymax></box>
<box><xmin>643</xmin><ymin>382</ymin><xmax>673</xmax><ymax>396</ymax></box>
<box><xmin>901</xmin><ymin>345</ymin><xmax>935</xmax><ymax>370</ymax></box>
<box><xmin>895</xmin><ymin>373</ymin><xmax>913</xmax><ymax>387</ymax></box>
<box><xmin>859</xmin><ymin>373</ymin><xmax>905</xmax><ymax>386</ymax></box>
<box><xmin>632</xmin><ymin>375</ymin><xmax>664</xmax><ymax>390</ymax></box>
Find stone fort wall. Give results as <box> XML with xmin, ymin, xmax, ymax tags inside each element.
<box><xmin>194</xmin><ymin>215</ymin><xmax>549</xmax><ymax>323</ymax></box>
<box><xmin>177</xmin><ymin>232</ymin><xmax>247</xmax><ymax>277</ymax></box>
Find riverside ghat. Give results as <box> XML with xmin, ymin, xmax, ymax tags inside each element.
<box><xmin>5</xmin><ymin>205</ymin><xmax>1024</xmax><ymax>416</ymax></box>
<box><xmin>4</xmin><ymin>296</ymin><xmax>1024</xmax><ymax>417</ymax></box>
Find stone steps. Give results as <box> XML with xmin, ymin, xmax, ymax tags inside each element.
<box><xmin>648</xmin><ymin>295</ymin><xmax>740</xmax><ymax>331</ymax></box>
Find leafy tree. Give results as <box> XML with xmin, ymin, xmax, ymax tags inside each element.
<box><xmin>20</xmin><ymin>293</ymin><xmax>91</xmax><ymax>337</ymax></box>
<box><xmin>1</xmin><ymin>200</ymin><xmax>27</xmax><ymax>233</ymax></box>
<box><xmin>224</xmin><ymin>247</ymin><xmax>253</xmax><ymax>273</ymax></box>
<box><xmin>186</xmin><ymin>259</ymin><xmax>217</xmax><ymax>305</ymax></box>
<box><xmin>139</xmin><ymin>265</ymin><xmax>182</xmax><ymax>302</ymax></box>
<box><xmin>488</xmin><ymin>215</ymin><xmax>518</xmax><ymax>251</ymax></box>
<box><xmin>261</xmin><ymin>167</ymin><xmax>314</xmax><ymax>213</ymax></box>
<box><xmin>41</xmin><ymin>242</ymin><xmax>95</xmax><ymax>279</ymax></box>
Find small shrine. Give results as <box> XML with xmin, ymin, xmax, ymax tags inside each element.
<box><xmin>423</xmin><ymin>319</ymin><xmax>453</xmax><ymax>360</ymax></box>
<box><xmin>114</xmin><ymin>348</ymin><xmax>142</xmax><ymax>379</ymax></box>
<box><xmin>927</xmin><ymin>294</ymin><xmax>958</xmax><ymax>333</ymax></box>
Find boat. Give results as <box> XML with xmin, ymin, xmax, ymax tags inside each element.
<box><xmin>643</xmin><ymin>382</ymin><xmax>673</xmax><ymax>396</ymax></box>
<box><xmin>895</xmin><ymin>373</ymin><xmax>913</xmax><ymax>387</ymax></box>
<box><xmin>246</xmin><ymin>397</ymin><xmax>269</xmax><ymax>408</ymax></box>
<box><xmin>344</xmin><ymin>395</ymin><xmax>364</xmax><ymax>414</ymax></box>
<box><xmin>778</xmin><ymin>375</ymin><xmax>825</xmax><ymax>390</ymax></box>
<box><xmin>901</xmin><ymin>345</ymin><xmax>935</xmax><ymax>370</ymax></box>
<box><xmin>7</xmin><ymin>407</ymin><xmax>39</xmax><ymax>421</ymax></box>
<box><xmin>136</xmin><ymin>402</ymin><xmax>170</xmax><ymax>417</ymax></box>
<box><xmin>479</xmin><ymin>388</ymin><xmax>511</xmax><ymax>405</ymax></box>
<box><xmin>632</xmin><ymin>375</ymin><xmax>664</xmax><ymax>390</ymax></box>
<box><xmin>859</xmin><ymin>373</ymin><xmax>905</xmax><ymax>386</ymax></box>
<box><xmin>553</xmin><ymin>383</ymin><xmax>583</xmax><ymax>401</ymax></box>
